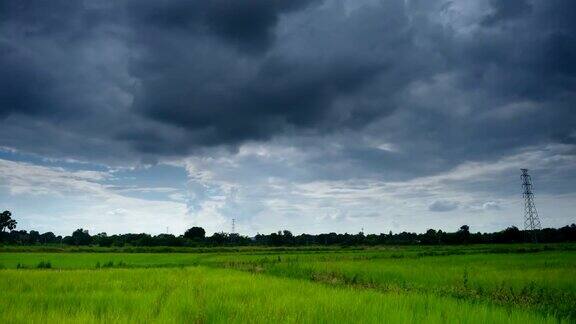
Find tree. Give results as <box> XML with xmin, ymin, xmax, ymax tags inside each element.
<box><xmin>422</xmin><ymin>229</ymin><xmax>439</xmax><ymax>244</ymax></box>
<box><xmin>282</xmin><ymin>230</ymin><xmax>294</xmax><ymax>245</ymax></box>
<box><xmin>209</xmin><ymin>232</ymin><xmax>229</xmax><ymax>244</ymax></box>
<box><xmin>0</xmin><ymin>210</ymin><xmax>17</xmax><ymax>232</ymax></box>
<box><xmin>28</xmin><ymin>230</ymin><xmax>40</xmax><ymax>244</ymax></box>
<box><xmin>457</xmin><ymin>225</ymin><xmax>471</xmax><ymax>243</ymax></box>
<box><xmin>39</xmin><ymin>232</ymin><xmax>57</xmax><ymax>244</ymax></box>
<box><xmin>184</xmin><ymin>227</ymin><xmax>206</xmax><ymax>240</ymax></box>
<box><xmin>93</xmin><ymin>232</ymin><xmax>113</xmax><ymax>247</ymax></box>
<box><xmin>67</xmin><ymin>228</ymin><xmax>91</xmax><ymax>246</ymax></box>
<box><xmin>500</xmin><ymin>226</ymin><xmax>522</xmax><ymax>243</ymax></box>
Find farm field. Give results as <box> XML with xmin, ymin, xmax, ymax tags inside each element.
<box><xmin>1</xmin><ymin>244</ymin><xmax>575</xmax><ymax>323</ymax></box>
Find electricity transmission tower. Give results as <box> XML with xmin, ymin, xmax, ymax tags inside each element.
<box><xmin>521</xmin><ymin>169</ymin><xmax>541</xmax><ymax>241</ymax></box>
<box><xmin>232</xmin><ymin>218</ymin><xmax>236</xmax><ymax>234</ymax></box>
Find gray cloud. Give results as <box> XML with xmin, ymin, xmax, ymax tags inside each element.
<box><xmin>126</xmin><ymin>0</ymin><xmax>321</xmax><ymax>53</ymax></box>
<box><xmin>0</xmin><ymin>0</ymin><xmax>574</xmax><ymax>181</ymax></box>
<box><xmin>429</xmin><ymin>200</ymin><xmax>459</xmax><ymax>212</ymax></box>
<box><xmin>481</xmin><ymin>0</ymin><xmax>533</xmax><ymax>26</ymax></box>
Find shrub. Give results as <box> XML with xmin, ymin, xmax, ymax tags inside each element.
<box><xmin>36</xmin><ymin>261</ymin><xmax>52</xmax><ymax>269</ymax></box>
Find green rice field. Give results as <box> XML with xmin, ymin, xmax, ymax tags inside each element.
<box><xmin>1</xmin><ymin>244</ymin><xmax>575</xmax><ymax>323</ymax></box>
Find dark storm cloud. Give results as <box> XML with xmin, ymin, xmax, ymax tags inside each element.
<box><xmin>0</xmin><ymin>44</ymin><xmax>54</xmax><ymax>117</ymax></box>
<box><xmin>126</xmin><ymin>0</ymin><xmax>412</xmax><ymax>153</ymax></box>
<box><xmin>127</xmin><ymin>0</ymin><xmax>321</xmax><ymax>53</ymax></box>
<box><xmin>481</xmin><ymin>0</ymin><xmax>533</xmax><ymax>26</ymax></box>
<box><xmin>0</xmin><ymin>0</ymin><xmax>574</xmax><ymax>178</ymax></box>
<box><xmin>130</xmin><ymin>55</ymin><xmax>386</xmax><ymax>149</ymax></box>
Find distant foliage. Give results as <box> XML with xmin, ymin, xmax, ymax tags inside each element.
<box><xmin>1</xmin><ymin>211</ymin><xmax>575</xmax><ymax>247</ymax></box>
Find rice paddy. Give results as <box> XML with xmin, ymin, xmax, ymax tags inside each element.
<box><xmin>1</xmin><ymin>244</ymin><xmax>575</xmax><ymax>323</ymax></box>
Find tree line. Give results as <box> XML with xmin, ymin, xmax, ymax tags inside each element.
<box><xmin>1</xmin><ymin>210</ymin><xmax>575</xmax><ymax>246</ymax></box>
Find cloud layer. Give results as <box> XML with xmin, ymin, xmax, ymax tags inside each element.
<box><xmin>0</xmin><ymin>0</ymin><xmax>575</xmax><ymax>234</ymax></box>
<box><xmin>1</xmin><ymin>0</ymin><xmax>573</xmax><ymax>166</ymax></box>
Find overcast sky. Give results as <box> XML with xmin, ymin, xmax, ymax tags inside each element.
<box><xmin>0</xmin><ymin>0</ymin><xmax>575</xmax><ymax>236</ymax></box>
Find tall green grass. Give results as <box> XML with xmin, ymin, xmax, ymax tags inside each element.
<box><xmin>220</xmin><ymin>252</ymin><xmax>576</xmax><ymax>319</ymax></box>
<box><xmin>0</xmin><ymin>252</ymin><xmax>204</xmax><ymax>269</ymax></box>
<box><xmin>1</xmin><ymin>245</ymin><xmax>574</xmax><ymax>321</ymax></box>
<box><xmin>0</xmin><ymin>267</ymin><xmax>562</xmax><ymax>323</ymax></box>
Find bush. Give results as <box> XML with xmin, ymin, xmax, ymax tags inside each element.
<box><xmin>36</xmin><ymin>261</ymin><xmax>52</xmax><ymax>269</ymax></box>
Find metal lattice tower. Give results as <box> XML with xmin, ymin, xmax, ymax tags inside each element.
<box><xmin>521</xmin><ymin>169</ymin><xmax>541</xmax><ymax>239</ymax></box>
<box><xmin>232</xmin><ymin>218</ymin><xmax>236</xmax><ymax>234</ymax></box>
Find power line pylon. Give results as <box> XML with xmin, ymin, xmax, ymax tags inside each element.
<box><xmin>232</xmin><ymin>218</ymin><xmax>236</xmax><ymax>234</ymax></box>
<box><xmin>521</xmin><ymin>169</ymin><xmax>541</xmax><ymax>242</ymax></box>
